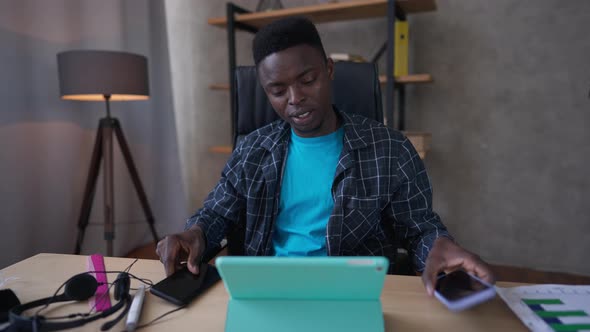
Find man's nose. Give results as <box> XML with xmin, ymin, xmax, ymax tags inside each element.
<box><xmin>288</xmin><ymin>86</ymin><xmax>305</xmax><ymax>105</ymax></box>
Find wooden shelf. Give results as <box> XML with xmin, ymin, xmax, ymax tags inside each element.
<box><xmin>209</xmin><ymin>74</ymin><xmax>433</xmax><ymax>91</ymax></box>
<box><xmin>208</xmin><ymin>0</ymin><xmax>436</xmax><ymax>29</ymax></box>
<box><xmin>209</xmin><ymin>145</ymin><xmax>233</xmax><ymax>154</ymax></box>
<box><xmin>404</xmin><ymin>131</ymin><xmax>431</xmax><ymax>159</ymax></box>
<box><xmin>379</xmin><ymin>74</ymin><xmax>433</xmax><ymax>84</ymax></box>
<box><xmin>209</xmin><ymin>83</ymin><xmax>230</xmax><ymax>90</ymax></box>
<box><xmin>209</xmin><ymin>131</ymin><xmax>431</xmax><ymax>159</ymax></box>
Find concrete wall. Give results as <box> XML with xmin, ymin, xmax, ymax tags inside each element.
<box><xmin>166</xmin><ymin>0</ymin><xmax>589</xmax><ymax>275</ymax></box>
<box><xmin>163</xmin><ymin>0</ymin><xmax>243</xmax><ymax>213</ymax></box>
<box><xmin>409</xmin><ymin>0</ymin><xmax>590</xmax><ymax>275</ymax></box>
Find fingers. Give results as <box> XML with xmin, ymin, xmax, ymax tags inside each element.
<box><xmin>163</xmin><ymin>257</ymin><xmax>177</xmax><ymax>276</ymax></box>
<box><xmin>155</xmin><ymin>227</ymin><xmax>207</xmax><ymax>277</ymax></box>
<box><xmin>421</xmin><ymin>265</ymin><xmax>437</xmax><ymax>296</ymax></box>
<box><xmin>422</xmin><ymin>237</ymin><xmax>495</xmax><ymax>295</ymax></box>
<box><xmin>156</xmin><ymin>236</ymin><xmax>180</xmax><ymax>276</ymax></box>
<box><xmin>464</xmin><ymin>256</ymin><xmax>496</xmax><ymax>285</ymax></box>
<box><xmin>186</xmin><ymin>247</ymin><xmax>202</xmax><ymax>275</ymax></box>
<box><xmin>186</xmin><ymin>227</ymin><xmax>206</xmax><ymax>275</ymax></box>
<box><xmin>422</xmin><ymin>237</ymin><xmax>454</xmax><ymax>296</ymax></box>
<box><xmin>422</xmin><ymin>256</ymin><xmax>452</xmax><ymax>296</ymax></box>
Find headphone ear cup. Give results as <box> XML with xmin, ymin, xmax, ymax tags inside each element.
<box><xmin>64</xmin><ymin>273</ymin><xmax>98</xmax><ymax>301</ymax></box>
<box><xmin>114</xmin><ymin>273</ymin><xmax>130</xmax><ymax>301</ymax></box>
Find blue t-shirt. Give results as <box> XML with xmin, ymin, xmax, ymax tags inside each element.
<box><xmin>273</xmin><ymin>127</ymin><xmax>344</xmax><ymax>256</ymax></box>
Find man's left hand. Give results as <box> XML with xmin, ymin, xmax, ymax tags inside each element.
<box><xmin>422</xmin><ymin>237</ymin><xmax>496</xmax><ymax>296</ymax></box>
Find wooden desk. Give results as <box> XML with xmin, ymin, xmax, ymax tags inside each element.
<box><xmin>1</xmin><ymin>254</ymin><xmax>527</xmax><ymax>331</ymax></box>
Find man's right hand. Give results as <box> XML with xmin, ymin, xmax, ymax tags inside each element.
<box><xmin>156</xmin><ymin>225</ymin><xmax>206</xmax><ymax>276</ymax></box>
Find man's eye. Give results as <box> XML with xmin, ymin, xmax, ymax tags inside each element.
<box><xmin>271</xmin><ymin>90</ymin><xmax>285</xmax><ymax>97</ymax></box>
<box><xmin>301</xmin><ymin>77</ymin><xmax>316</xmax><ymax>85</ymax></box>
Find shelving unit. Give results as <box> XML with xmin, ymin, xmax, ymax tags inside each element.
<box><xmin>208</xmin><ymin>0</ymin><xmax>435</xmax><ymax>28</ymax></box>
<box><xmin>207</xmin><ymin>0</ymin><xmax>436</xmax><ymax>158</ymax></box>
<box><xmin>210</xmin><ymin>74</ymin><xmax>432</xmax><ymax>91</ymax></box>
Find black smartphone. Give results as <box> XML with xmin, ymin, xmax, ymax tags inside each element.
<box><xmin>434</xmin><ymin>270</ymin><xmax>496</xmax><ymax>312</ymax></box>
<box><xmin>150</xmin><ymin>263</ymin><xmax>221</xmax><ymax>306</ymax></box>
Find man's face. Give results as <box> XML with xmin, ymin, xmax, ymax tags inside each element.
<box><xmin>257</xmin><ymin>44</ymin><xmax>337</xmax><ymax>138</ymax></box>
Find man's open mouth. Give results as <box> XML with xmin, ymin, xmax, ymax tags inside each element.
<box><xmin>293</xmin><ymin>111</ymin><xmax>311</xmax><ymax>119</ymax></box>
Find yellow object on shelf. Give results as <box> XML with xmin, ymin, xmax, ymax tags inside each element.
<box><xmin>394</xmin><ymin>20</ymin><xmax>409</xmax><ymax>77</ymax></box>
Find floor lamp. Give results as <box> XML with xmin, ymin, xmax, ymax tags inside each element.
<box><xmin>57</xmin><ymin>50</ymin><xmax>159</xmax><ymax>256</ymax></box>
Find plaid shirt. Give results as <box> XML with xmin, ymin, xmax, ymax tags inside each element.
<box><xmin>187</xmin><ymin>111</ymin><xmax>450</xmax><ymax>272</ymax></box>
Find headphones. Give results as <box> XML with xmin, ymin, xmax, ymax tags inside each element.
<box><xmin>9</xmin><ymin>272</ymin><xmax>131</xmax><ymax>332</ymax></box>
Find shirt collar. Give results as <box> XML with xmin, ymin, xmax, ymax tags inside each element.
<box><xmin>259</xmin><ymin>106</ymin><xmax>372</xmax><ymax>152</ymax></box>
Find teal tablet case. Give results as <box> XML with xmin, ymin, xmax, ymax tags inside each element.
<box><xmin>216</xmin><ymin>256</ymin><xmax>389</xmax><ymax>332</ymax></box>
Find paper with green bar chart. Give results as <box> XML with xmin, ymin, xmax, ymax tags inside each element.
<box><xmin>497</xmin><ymin>285</ymin><xmax>590</xmax><ymax>332</ymax></box>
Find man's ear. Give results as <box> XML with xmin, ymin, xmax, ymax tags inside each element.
<box><xmin>326</xmin><ymin>58</ymin><xmax>334</xmax><ymax>80</ymax></box>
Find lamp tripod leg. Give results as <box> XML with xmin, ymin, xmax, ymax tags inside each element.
<box><xmin>74</xmin><ymin>122</ymin><xmax>104</xmax><ymax>254</ymax></box>
<box><xmin>112</xmin><ymin>119</ymin><xmax>160</xmax><ymax>245</ymax></box>
<box><xmin>102</xmin><ymin>119</ymin><xmax>115</xmax><ymax>257</ymax></box>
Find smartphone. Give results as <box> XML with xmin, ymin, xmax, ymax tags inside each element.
<box><xmin>434</xmin><ymin>270</ymin><xmax>496</xmax><ymax>312</ymax></box>
<box><xmin>150</xmin><ymin>263</ymin><xmax>221</xmax><ymax>306</ymax></box>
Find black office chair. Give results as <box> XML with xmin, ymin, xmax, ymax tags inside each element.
<box><xmin>233</xmin><ymin>61</ymin><xmax>383</xmax><ymax>147</ymax></box>
<box><xmin>227</xmin><ymin>62</ymin><xmax>412</xmax><ymax>275</ymax></box>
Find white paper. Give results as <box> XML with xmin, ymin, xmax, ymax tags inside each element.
<box><xmin>496</xmin><ymin>284</ymin><xmax>590</xmax><ymax>332</ymax></box>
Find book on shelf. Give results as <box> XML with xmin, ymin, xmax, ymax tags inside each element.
<box><xmin>394</xmin><ymin>20</ymin><xmax>409</xmax><ymax>76</ymax></box>
<box><xmin>329</xmin><ymin>53</ymin><xmax>367</xmax><ymax>62</ymax></box>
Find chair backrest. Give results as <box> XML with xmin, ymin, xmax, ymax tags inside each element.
<box><xmin>226</xmin><ymin>62</ymin><xmax>414</xmax><ymax>275</ymax></box>
<box><xmin>233</xmin><ymin>61</ymin><xmax>383</xmax><ymax>147</ymax></box>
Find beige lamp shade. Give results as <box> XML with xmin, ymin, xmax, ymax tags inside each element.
<box><xmin>57</xmin><ymin>50</ymin><xmax>149</xmax><ymax>101</ymax></box>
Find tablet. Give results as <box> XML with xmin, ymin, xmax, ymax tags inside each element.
<box><xmin>216</xmin><ymin>256</ymin><xmax>388</xmax><ymax>332</ymax></box>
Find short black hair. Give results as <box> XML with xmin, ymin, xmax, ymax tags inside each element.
<box><xmin>252</xmin><ymin>16</ymin><xmax>327</xmax><ymax>66</ymax></box>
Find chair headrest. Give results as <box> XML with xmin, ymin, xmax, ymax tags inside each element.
<box><xmin>234</xmin><ymin>62</ymin><xmax>383</xmax><ymax>147</ymax></box>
